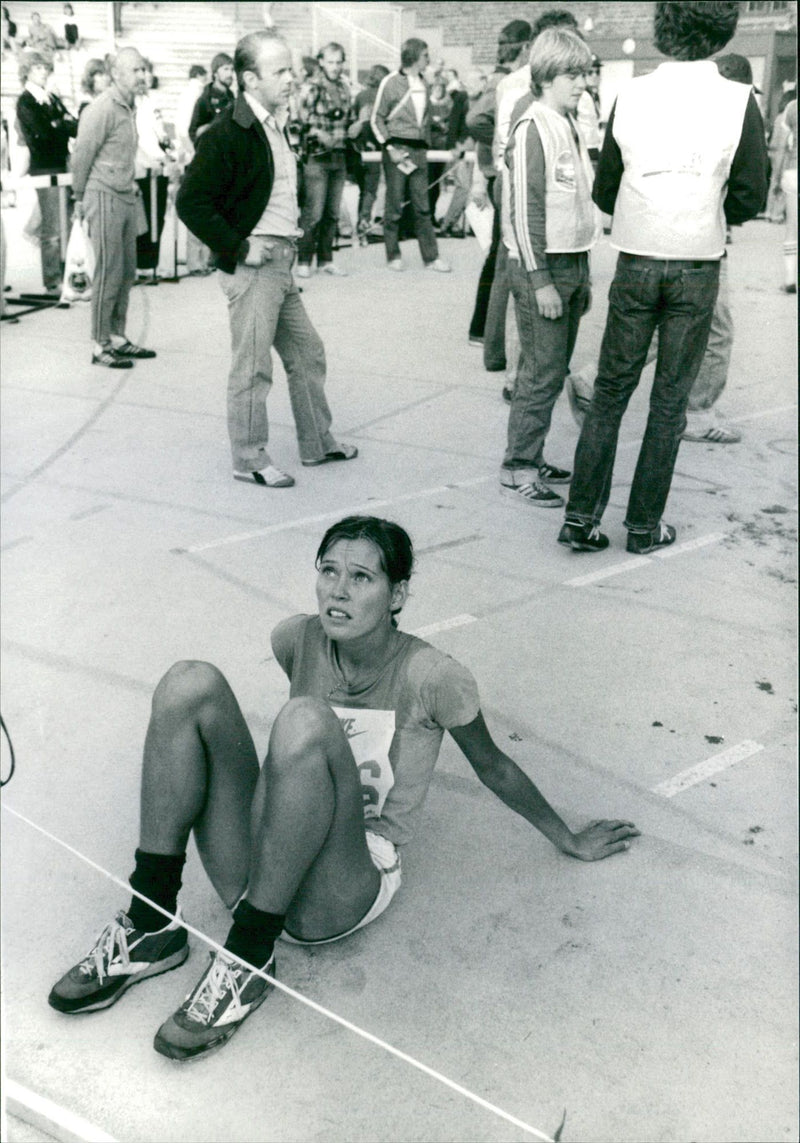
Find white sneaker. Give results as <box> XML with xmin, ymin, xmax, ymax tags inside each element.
<box><xmin>425</xmin><ymin>258</ymin><xmax>451</xmax><ymax>273</ymax></box>
<box><xmin>296</xmin><ymin>265</ymin><xmax>312</xmax><ymax>279</ymax></box>
<box><xmin>321</xmin><ymin>263</ymin><xmax>348</xmax><ymax>277</ymax></box>
<box><xmin>387</xmin><ymin>259</ymin><xmax>405</xmax><ymax>272</ymax></box>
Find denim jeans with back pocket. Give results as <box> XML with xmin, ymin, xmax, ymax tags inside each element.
<box><xmin>566</xmin><ymin>253</ymin><xmax>720</xmax><ymax>533</ymax></box>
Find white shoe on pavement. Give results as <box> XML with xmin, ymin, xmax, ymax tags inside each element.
<box><xmin>296</xmin><ymin>265</ymin><xmax>312</xmax><ymax>279</ymax></box>
<box><xmin>425</xmin><ymin>258</ymin><xmax>451</xmax><ymax>273</ymax></box>
<box><xmin>387</xmin><ymin>259</ymin><xmax>405</xmax><ymax>272</ymax></box>
<box><xmin>321</xmin><ymin>263</ymin><xmax>348</xmax><ymax>277</ymax></box>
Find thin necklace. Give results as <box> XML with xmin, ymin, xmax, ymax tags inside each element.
<box><xmin>327</xmin><ymin>629</ymin><xmax>404</xmax><ymax>698</ymax></box>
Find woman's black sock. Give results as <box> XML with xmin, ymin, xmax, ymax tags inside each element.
<box><xmin>224</xmin><ymin>899</ymin><xmax>285</xmax><ymax>969</ymax></box>
<box><xmin>128</xmin><ymin>848</ymin><xmax>186</xmax><ymax>932</ymax></box>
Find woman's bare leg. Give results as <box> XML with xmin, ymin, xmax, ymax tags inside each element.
<box><xmin>139</xmin><ymin>660</ymin><xmax>259</xmax><ymax>907</ymax></box>
<box><xmin>245</xmin><ymin>696</ymin><xmax>380</xmax><ymax>940</ymax></box>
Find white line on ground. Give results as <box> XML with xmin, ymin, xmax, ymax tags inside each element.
<box><xmin>5</xmin><ymin>1078</ymin><xmax>118</xmax><ymax>1143</ymax></box>
<box><xmin>652</xmin><ymin>740</ymin><xmax>764</xmax><ymax>797</ymax></box>
<box><xmin>3</xmin><ymin>805</ymin><xmax>555</xmax><ymax>1143</ymax></box>
<box><xmin>651</xmin><ymin>533</ymin><xmax>726</xmax><ymax>559</ymax></box>
<box><xmin>181</xmin><ymin>476</ymin><xmax>492</xmax><ymax>555</ymax></box>
<box><xmin>564</xmin><ymin>532</ymin><xmax>725</xmax><ymax>585</ymax></box>
<box><xmin>564</xmin><ymin>557</ymin><xmax>652</xmax><ymax>587</ymax></box>
<box><xmin>412</xmin><ymin>614</ymin><xmax>477</xmax><ymax>638</ymax></box>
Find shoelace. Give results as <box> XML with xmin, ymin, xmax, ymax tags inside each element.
<box><xmin>80</xmin><ymin>917</ymin><xmax>131</xmax><ymax>981</ymax></box>
<box><xmin>586</xmin><ymin>526</ymin><xmax>603</xmax><ymax>542</ymax></box>
<box><xmin>186</xmin><ymin>954</ymin><xmax>243</xmax><ymax>1025</ymax></box>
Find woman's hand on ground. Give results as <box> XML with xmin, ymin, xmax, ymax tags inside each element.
<box><xmin>563</xmin><ymin>820</ymin><xmax>641</xmax><ymax>861</ymax></box>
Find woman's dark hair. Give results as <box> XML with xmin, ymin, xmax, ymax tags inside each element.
<box><xmin>654</xmin><ymin>2</ymin><xmax>740</xmax><ymax>62</ymax></box>
<box><xmin>316</xmin><ymin>516</ymin><xmax>414</xmax><ymax>626</ymax></box>
<box><xmin>401</xmin><ymin>37</ymin><xmax>427</xmax><ymax>70</ymax></box>
<box><xmin>82</xmin><ymin>57</ymin><xmax>107</xmax><ymax>94</ymax></box>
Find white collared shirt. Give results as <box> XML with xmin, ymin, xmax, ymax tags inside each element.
<box><xmin>25</xmin><ymin>81</ymin><xmax>51</xmax><ymax>106</ymax></box>
<box><xmin>243</xmin><ymin>91</ymin><xmax>302</xmax><ymax>239</ymax></box>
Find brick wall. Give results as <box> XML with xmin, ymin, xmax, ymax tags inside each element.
<box><xmin>401</xmin><ymin>1</ymin><xmax>797</xmax><ymax>65</ymax></box>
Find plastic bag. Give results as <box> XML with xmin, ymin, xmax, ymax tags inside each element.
<box><xmin>60</xmin><ymin>216</ymin><xmax>94</xmax><ymax>303</ymax></box>
<box><xmin>464</xmin><ymin>201</ymin><xmax>494</xmax><ymax>253</ymax></box>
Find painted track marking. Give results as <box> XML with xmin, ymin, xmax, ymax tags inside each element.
<box><xmin>6</xmin><ymin>1078</ymin><xmax>118</xmax><ymax>1142</ymax></box>
<box><xmin>180</xmin><ymin>475</ymin><xmax>491</xmax><ymax>555</ymax></box>
<box><xmin>565</xmin><ymin>533</ymin><xmax>724</xmax><ymax>585</ymax></box>
<box><xmin>3</xmin><ymin>805</ymin><xmax>555</xmax><ymax>1143</ymax></box>
<box><xmin>652</xmin><ymin>740</ymin><xmax>765</xmax><ymax>797</ymax></box>
<box><xmin>413</xmin><ymin>614</ymin><xmax>477</xmax><ymax>638</ymax></box>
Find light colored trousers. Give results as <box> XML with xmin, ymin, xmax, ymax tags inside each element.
<box><xmin>219</xmin><ymin>248</ymin><xmax>338</xmax><ymax>471</ymax></box>
<box><xmin>84</xmin><ymin>189</ymin><xmax>136</xmax><ymax>345</ymax></box>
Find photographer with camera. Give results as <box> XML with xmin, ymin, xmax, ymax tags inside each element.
<box><xmin>296</xmin><ymin>41</ymin><xmax>354</xmax><ymax>278</ymax></box>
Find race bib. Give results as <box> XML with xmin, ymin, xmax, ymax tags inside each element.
<box><xmin>333</xmin><ymin>706</ymin><xmax>395</xmax><ymax>819</ymax></box>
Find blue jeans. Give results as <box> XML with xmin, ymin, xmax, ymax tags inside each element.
<box><xmin>298</xmin><ymin>156</ymin><xmax>346</xmax><ymax>267</ymax></box>
<box><xmin>503</xmin><ymin>253</ymin><xmax>590</xmax><ymax>470</ymax></box>
<box><xmin>482</xmin><ymin>176</ymin><xmax>509</xmax><ymax>370</ymax></box>
<box><xmin>566</xmin><ymin>253</ymin><xmax>720</xmax><ymax>533</ymax></box>
<box><xmin>687</xmin><ymin>257</ymin><xmax>731</xmax><ymax>412</ymax></box>
<box><xmin>219</xmin><ymin>240</ymin><xmax>338</xmax><ymax>470</ymax></box>
<box><xmin>381</xmin><ymin>146</ymin><xmax>438</xmax><ymax>264</ymax></box>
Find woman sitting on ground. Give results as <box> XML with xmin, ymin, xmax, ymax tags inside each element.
<box><xmin>49</xmin><ymin>515</ymin><xmax>639</xmax><ymax>1061</ymax></box>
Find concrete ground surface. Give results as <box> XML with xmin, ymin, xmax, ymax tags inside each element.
<box><xmin>1</xmin><ymin>206</ymin><xmax>797</xmax><ymax>1143</ymax></box>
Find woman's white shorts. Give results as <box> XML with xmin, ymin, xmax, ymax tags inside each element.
<box><xmin>280</xmin><ymin>830</ymin><xmax>402</xmax><ymax>946</ymax></box>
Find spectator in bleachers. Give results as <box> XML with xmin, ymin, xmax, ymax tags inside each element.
<box><xmin>2</xmin><ymin>5</ymin><xmax>18</xmax><ymax>55</ymax></box>
<box><xmin>63</xmin><ymin>4</ymin><xmax>79</xmax><ymax>50</ymax></box>
<box><xmin>78</xmin><ymin>58</ymin><xmax>109</xmax><ymax>118</ymax></box>
<box><xmin>176</xmin><ymin>31</ymin><xmax>357</xmax><ymax>487</ymax></box>
<box><xmin>16</xmin><ymin>50</ymin><xmax>78</xmax><ymax>294</ymax></box>
<box><xmin>347</xmin><ymin>63</ymin><xmax>389</xmax><ymax>246</ymax></box>
<box><xmin>71</xmin><ymin>47</ymin><xmax>158</xmax><ymax>368</ymax></box>
<box><xmin>371</xmin><ymin>37</ymin><xmax>450</xmax><ymax>273</ymax></box>
<box><xmin>296</xmin><ymin>41</ymin><xmax>354</xmax><ymax>278</ymax></box>
<box><xmin>189</xmin><ymin>53</ymin><xmax>235</xmax><ymax>147</ymax></box>
<box><xmin>135</xmin><ymin>60</ymin><xmax>174</xmax><ymax>281</ymax></box>
<box><xmin>22</xmin><ymin>11</ymin><xmax>60</xmax><ymax>61</ymax></box>
<box><xmin>465</xmin><ymin>20</ymin><xmax>532</xmax><ymax>350</ymax></box>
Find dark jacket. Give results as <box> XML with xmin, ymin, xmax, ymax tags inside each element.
<box><xmin>188</xmin><ymin>82</ymin><xmax>235</xmax><ymax>146</ymax></box>
<box><xmin>16</xmin><ymin>89</ymin><xmax>77</xmax><ymax>175</ymax></box>
<box><xmin>177</xmin><ymin>95</ymin><xmax>277</xmax><ymax>274</ymax></box>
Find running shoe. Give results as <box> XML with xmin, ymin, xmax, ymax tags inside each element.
<box><xmin>500</xmin><ymin>479</ymin><xmax>563</xmax><ymax>508</ymax></box>
<box><xmin>558</xmin><ymin>522</ymin><xmax>609</xmax><ymax>552</ymax></box>
<box><xmin>153</xmin><ymin>948</ymin><xmax>275</xmax><ymax>1061</ymax></box>
<box><xmin>626</xmin><ymin>523</ymin><xmax>676</xmax><ymax>554</ymax></box>
<box><xmin>48</xmin><ymin>911</ymin><xmax>188</xmax><ymax>1014</ymax></box>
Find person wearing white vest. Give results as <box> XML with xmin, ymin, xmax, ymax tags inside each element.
<box><xmin>560</xmin><ymin>1</ymin><xmax>768</xmax><ymax>555</ymax></box>
<box><xmin>499</xmin><ymin>28</ymin><xmax>599</xmax><ymax>509</ymax></box>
